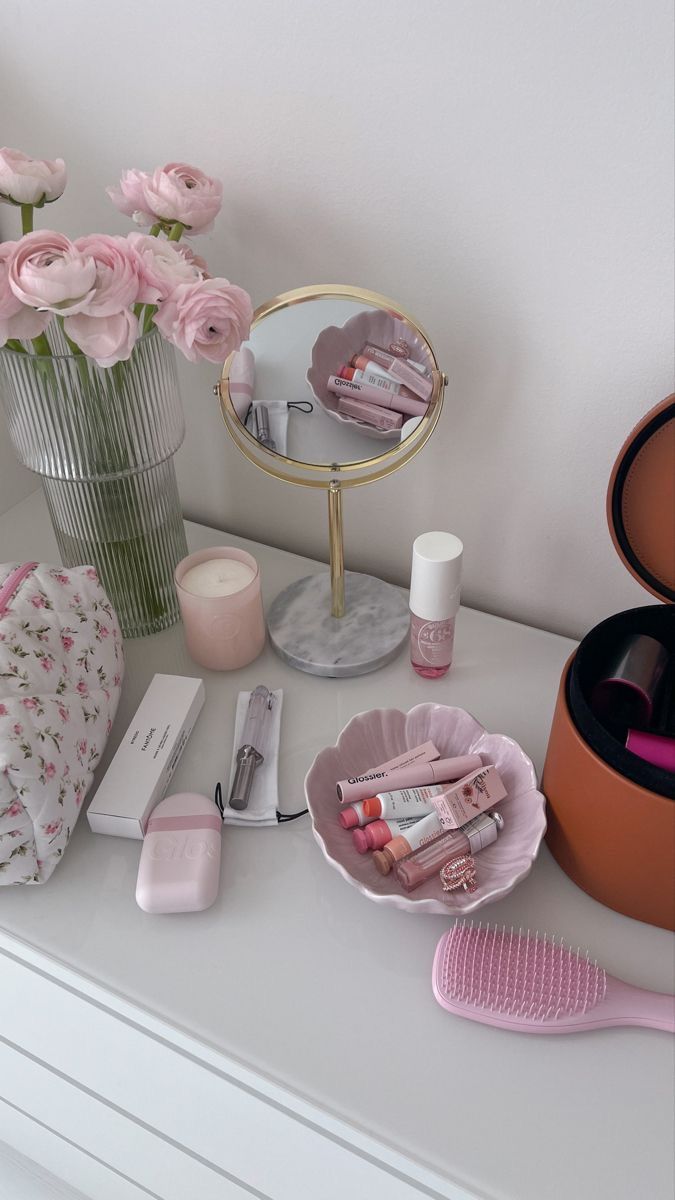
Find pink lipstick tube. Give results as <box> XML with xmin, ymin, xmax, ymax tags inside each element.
<box><xmin>327</xmin><ymin>375</ymin><xmax>428</xmax><ymax>418</ymax></box>
<box><xmin>336</xmin><ymin>753</ymin><xmax>482</xmax><ymax>805</ymax></box>
<box><xmin>336</xmin><ymin>396</ymin><xmax>402</xmax><ymax>431</ymax></box>
<box><xmin>360</xmin><ymin>344</ymin><xmax>433</xmax><ymax>400</ymax></box>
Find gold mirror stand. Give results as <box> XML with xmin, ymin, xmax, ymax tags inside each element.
<box><xmin>218</xmin><ymin>285</ymin><xmax>446</xmax><ymax>676</ymax></box>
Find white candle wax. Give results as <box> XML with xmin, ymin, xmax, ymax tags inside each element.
<box><xmin>181</xmin><ymin>558</ymin><xmax>256</xmax><ymax>598</ymax></box>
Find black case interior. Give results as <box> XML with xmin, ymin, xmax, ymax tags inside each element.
<box><xmin>567</xmin><ymin>604</ymin><xmax>675</xmax><ymax>800</ymax></box>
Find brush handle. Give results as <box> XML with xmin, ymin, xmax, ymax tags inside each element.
<box><xmin>608</xmin><ymin>979</ymin><xmax>675</xmax><ymax>1032</ymax></box>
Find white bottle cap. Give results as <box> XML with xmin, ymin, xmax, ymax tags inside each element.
<box><xmin>410</xmin><ymin>532</ymin><xmax>463</xmax><ymax>622</ymax></box>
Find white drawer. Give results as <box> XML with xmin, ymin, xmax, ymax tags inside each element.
<box><xmin>0</xmin><ymin>942</ymin><xmax>469</xmax><ymax>1200</ymax></box>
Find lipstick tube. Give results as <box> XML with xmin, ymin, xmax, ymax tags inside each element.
<box><xmin>360</xmin><ymin>344</ymin><xmax>433</xmax><ymax>400</ymax></box>
<box><xmin>327</xmin><ymin>375</ymin><xmax>428</xmax><ymax>418</ymax></box>
<box><xmin>336</xmin><ymin>396</ymin><xmax>402</xmax><ymax>431</ymax></box>
<box><xmin>394</xmin><ymin>811</ymin><xmax>504</xmax><ymax>891</ymax></box>
<box><xmin>337</xmin><ymin>753</ymin><xmax>482</xmax><ymax>804</ymax></box>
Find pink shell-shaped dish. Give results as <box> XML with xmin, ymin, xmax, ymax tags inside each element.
<box><xmin>306</xmin><ymin>308</ymin><xmax>434</xmax><ymax>441</ymax></box>
<box><xmin>305</xmin><ymin>704</ymin><xmax>547</xmax><ymax>915</ymax></box>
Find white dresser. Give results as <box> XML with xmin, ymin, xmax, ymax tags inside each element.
<box><xmin>0</xmin><ymin>491</ymin><xmax>673</xmax><ymax>1200</ymax></box>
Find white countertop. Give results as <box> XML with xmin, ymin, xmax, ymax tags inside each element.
<box><xmin>1</xmin><ymin>490</ymin><xmax>673</xmax><ymax>1200</ymax></box>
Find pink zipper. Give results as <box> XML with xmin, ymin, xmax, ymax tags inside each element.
<box><xmin>0</xmin><ymin>562</ymin><xmax>39</xmax><ymax>617</ymax></box>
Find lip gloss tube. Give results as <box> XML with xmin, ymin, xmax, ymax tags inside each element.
<box><xmin>342</xmin><ymin>362</ymin><xmax>418</xmax><ymax>402</ymax></box>
<box><xmin>336</xmin><ymin>396</ymin><xmax>403</xmax><ymax>431</ymax></box>
<box><xmin>353</xmin><ymin>814</ymin><xmax>423</xmax><ymax>854</ymax></box>
<box><xmin>337</xmin><ymin>753</ymin><xmax>482</xmax><ymax>804</ymax></box>
<box><xmin>360</xmin><ymin>344</ymin><xmax>433</xmax><ymax>400</ymax></box>
<box><xmin>393</xmin><ymin>811</ymin><xmax>504</xmax><ymax>891</ymax></box>
<box><xmin>372</xmin><ymin>810</ymin><xmax>443</xmax><ymax>874</ymax></box>
<box><xmin>327</xmin><ymin>375</ymin><xmax>428</xmax><ymax>418</ymax></box>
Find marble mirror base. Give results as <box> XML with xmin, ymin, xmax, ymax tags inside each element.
<box><xmin>267</xmin><ymin>571</ymin><xmax>410</xmax><ymax>677</ymax></box>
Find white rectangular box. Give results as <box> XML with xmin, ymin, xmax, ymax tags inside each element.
<box><xmin>87</xmin><ymin>674</ymin><xmax>205</xmax><ymax>839</ymax></box>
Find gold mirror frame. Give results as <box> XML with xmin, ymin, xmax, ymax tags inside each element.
<box><xmin>217</xmin><ymin>284</ymin><xmax>447</xmax><ymax>617</ymax></box>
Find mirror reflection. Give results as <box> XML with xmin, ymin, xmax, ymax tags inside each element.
<box><xmin>227</xmin><ymin>297</ymin><xmax>435</xmax><ymax>468</ymax></box>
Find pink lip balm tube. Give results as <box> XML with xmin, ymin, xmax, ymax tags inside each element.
<box><xmin>336</xmin><ymin>753</ymin><xmax>483</xmax><ymax>804</ymax></box>
<box><xmin>359</xmin><ymin>344</ymin><xmax>433</xmax><ymax>400</ymax></box>
<box><xmin>327</xmin><ymin>375</ymin><xmax>428</xmax><ymax>418</ymax></box>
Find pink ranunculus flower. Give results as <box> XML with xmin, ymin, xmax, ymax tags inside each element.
<box><xmin>30</xmin><ymin>594</ymin><xmax>45</xmax><ymax>608</ymax></box>
<box><xmin>84</xmin><ymin>568</ymin><xmax>98</xmax><ymax>581</ymax></box>
<box><xmin>12</xmin><ymin>723</ymin><xmax>23</xmax><ymax>736</ymax></box>
<box><xmin>0</xmin><ymin>147</ymin><xmax>67</xmax><ymax>206</ymax></box>
<box><xmin>44</xmin><ymin>762</ymin><xmax>56</xmax><ymax>780</ymax></box>
<box><xmin>142</xmin><ymin>163</ymin><xmax>222</xmax><ymax>234</ymax></box>
<box><xmin>21</xmin><ymin>697</ymin><xmax>37</xmax><ymax>709</ymax></box>
<box><xmin>153</xmin><ymin>277</ymin><xmax>252</xmax><ymax>364</ymax></box>
<box><xmin>61</xmin><ymin>634</ymin><xmax>74</xmax><ymax>651</ymax></box>
<box><xmin>0</xmin><ymin>240</ymin><xmax>52</xmax><ymax>346</ymax></box>
<box><xmin>40</xmin><ymin>656</ymin><xmax>54</xmax><ymax>672</ymax></box>
<box><xmin>76</xmin><ymin>680</ymin><xmax>88</xmax><ymax>696</ymax></box>
<box><xmin>106</xmin><ymin>168</ymin><xmax>155</xmax><ymax>225</ymax></box>
<box><xmin>42</xmin><ymin>817</ymin><xmax>61</xmax><ymax>834</ymax></box>
<box><xmin>64</xmin><ymin>308</ymin><xmax>138</xmax><ymax>367</ymax></box>
<box><xmin>8</xmin><ymin>231</ymin><xmax>96</xmax><ymax>315</ymax></box>
<box><xmin>127</xmin><ymin>232</ymin><xmax>203</xmax><ymax>304</ymax></box>
<box><xmin>74</xmin><ymin>234</ymin><xmax>142</xmax><ymax>316</ymax></box>
<box><xmin>7</xmin><ymin>801</ymin><xmax>22</xmax><ymax>817</ymax></box>
<box><xmin>58</xmin><ymin>705</ymin><xmax>70</xmax><ymax>722</ymax></box>
<box><xmin>0</xmin><ymin>704</ymin><xmax>7</xmax><ymax>717</ymax></box>
<box><xmin>110</xmin><ymin>163</ymin><xmax>222</xmax><ymax>235</ymax></box>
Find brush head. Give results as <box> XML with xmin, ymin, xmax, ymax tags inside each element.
<box><xmin>433</xmin><ymin>922</ymin><xmax>608</xmax><ymax>1031</ymax></box>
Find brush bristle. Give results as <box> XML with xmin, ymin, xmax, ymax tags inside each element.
<box><xmin>440</xmin><ymin>923</ymin><xmax>607</xmax><ymax>1021</ymax></box>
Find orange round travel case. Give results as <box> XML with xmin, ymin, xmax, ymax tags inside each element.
<box><xmin>543</xmin><ymin>395</ymin><xmax>675</xmax><ymax>930</ymax></box>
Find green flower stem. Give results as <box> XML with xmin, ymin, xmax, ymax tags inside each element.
<box><xmin>149</xmin><ymin>222</ymin><xmax>162</xmax><ymax>237</ymax></box>
<box><xmin>31</xmin><ymin>332</ymin><xmax>52</xmax><ymax>357</ymax></box>
<box><xmin>5</xmin><ymin>339</ymin><xmax>27</xmax><ymax>353</ymax></box>
<box><xmin>142</xmin><ymin>305</ymin><xmax>157</xmax><ymax>334</ymax></box>
<box><xmin>21</xmin><ymin>205</ymin><xmax>34</xmax><ymax>235</ymax></box>
<box><xmin>167</xmin><ymin>221</ymin><xmax>185</xmax><ymax>242</ymax></box>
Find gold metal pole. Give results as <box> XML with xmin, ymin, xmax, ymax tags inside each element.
<box><xmin>328</xmin><ymin>481</ymin><xmax>345</xmax><ymax>618</ymax></box>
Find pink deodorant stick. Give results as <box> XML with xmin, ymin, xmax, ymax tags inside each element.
<box><xmin>135</xmin><ymin>792</ymin><xmax>222</xmax><ymax>913</ymax></box>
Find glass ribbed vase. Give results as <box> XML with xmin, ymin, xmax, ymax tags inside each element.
<box><xmin>0</xmin><ymin>328</ymin><xmax>188</xmax><ymax>637</ymax></box>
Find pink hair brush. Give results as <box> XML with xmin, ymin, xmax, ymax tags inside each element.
<box><xmin>433</xmin><ymin>923</ymin><xmax>675</xmax><ymax>1034</ymax></box>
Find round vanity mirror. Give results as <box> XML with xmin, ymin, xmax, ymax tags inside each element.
<box><xmin>218</xmin><ymin>285</ymin><xmax>446</xmax><ymax>676</ymax></box>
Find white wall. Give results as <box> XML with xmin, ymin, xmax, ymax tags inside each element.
<box><xmin>1</xmin><ymin>0</ymin><xmax>672</xmax><ymax>636</ymax></box>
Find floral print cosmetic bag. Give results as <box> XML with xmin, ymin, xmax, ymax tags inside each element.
<box><xmin>0</xmin><ymin>562</ymin><xmax>123</xmax><ymax>884</ymax></box>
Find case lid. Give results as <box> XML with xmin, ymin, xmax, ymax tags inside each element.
<box><xmin>606</xmin><ymin>394</ymin><xmax>675</xmax><ymax>604</ymax></box>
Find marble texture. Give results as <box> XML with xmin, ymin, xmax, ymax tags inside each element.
<box><xmin>267</xmin><ymin>571</ymin><xmax>410</xmax><ymax>676</ymax></box>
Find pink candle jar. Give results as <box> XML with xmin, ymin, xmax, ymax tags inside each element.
<box><xmin>174</xmin><ymin>547</ymin><xmax>266</xmax><ymax>670</ymax></box>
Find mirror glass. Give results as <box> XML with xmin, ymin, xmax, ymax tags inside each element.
<box><xmin>226</xmin><ymin>296</ymin><xmax>437</xmax><ymax>469</ymax></box>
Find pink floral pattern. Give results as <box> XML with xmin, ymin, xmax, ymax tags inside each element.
<box><xmin>0</xmin><ymin>562</ymin><xmax>123</xmax><ymax>884</ymax></box>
